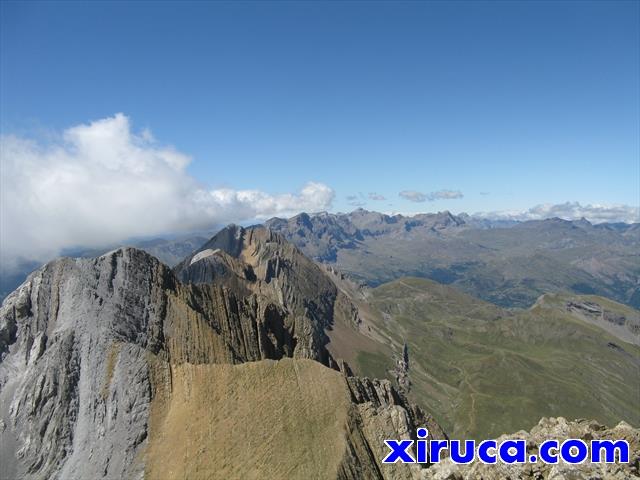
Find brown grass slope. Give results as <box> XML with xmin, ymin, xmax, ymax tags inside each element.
<box><xmin>145</xmin><ymin>359</ymin><xmax>351</xmax><ymax>480</ymax></box>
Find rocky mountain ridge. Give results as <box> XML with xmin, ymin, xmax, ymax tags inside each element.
<box><xmin>0</xmin><ymin>227</ymin><xmax>443</xmax><ymax>480</ymax></box>
<box><xmin>266</xmin><ymin>210</ymin><xmax>640</xmax><ymax>308</ymax></box>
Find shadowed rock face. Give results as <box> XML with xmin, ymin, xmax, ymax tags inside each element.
<box><xmin>174</xmin><ymin>225</ymin><xmax>342</xmax><ymax>365</ymax></box>
<box><xmin>0</xmin><ymin>228</ymin><xmax>439</xmax><ymax>480</ymax></box>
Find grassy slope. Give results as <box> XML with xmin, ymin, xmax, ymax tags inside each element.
<box><xmin>532</xmin><ymin>292</ymin><xmax>640</xmax><ymax>345</ymax></box>
<box><xmin>354</xmin><ymin>277</ymin><xmax>640</xmax><ymax>440</ymax></box>
<box><xmin>146</xmin><ymin>359</ymin><xmax>351</xmax><ymax>480</ymax></box>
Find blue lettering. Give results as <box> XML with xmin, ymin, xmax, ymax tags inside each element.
<box><xmin>561</xmin><ymin>439</ymin><xmax>588</xmax><ymax>464</ymax></box>
<box><xmin>477</xmin><ymin>440</ymin><xmax>498</xmax><ymax>464</ymax></box>
<box><xmin>450</xmin><ymin>440</ymin><xmax>475</xmax><ymax>464</ymax></box>
<box><xmin>499</xmin><ymin>440</ymin><xmax>526</xmax><ymax>464</ymax></box>
<box><xmin>382</xmin><ymin>440</ymin><xmax>415</xmax><ymax>463</ymax></box>
<box><xmin>416</xmin><ymin>428</ymin><xmax>428</xmax><ymax>463</ymax></box>
<box><xmin>591</xmin><ymin>440</ymin><xmax>629</xmax><ymax>463</ymax></box>
<box><xmin>429</xmin><ymin>440</ymin><xmax>449</xmax><ymax>463</ymax></box>
<box><xmin>539</xmin><ymin>440</ymin><xmax>559</xmax><ymax>464</ymax></box>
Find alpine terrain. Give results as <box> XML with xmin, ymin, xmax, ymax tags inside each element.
<box><xmin>0</xmin><ymin>223</ymin><xmax>637</xmax><ymax>479</ymax></box>
<box><xmin>0</xmin><ymin>226</ymin><xmax>445</xmax><ymax>480</ymax></box>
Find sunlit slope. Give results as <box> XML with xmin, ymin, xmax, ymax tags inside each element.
<box><xmin>146</xmin><ymin>359</ymin><xmax>351</xmax><ymax>480</ymax></box>
<box><xmin>355</xmin><ymin>277</ymin><xmax>640</xmax><ymax>439</ymax></box>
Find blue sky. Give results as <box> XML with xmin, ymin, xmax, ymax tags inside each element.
<box><xmin>1</xmin><ymin>0</ymin><xmax>638</xmax><ymax>227</ymax></box>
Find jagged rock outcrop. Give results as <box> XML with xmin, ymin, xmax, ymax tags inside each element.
<box><xmin>174</xmin><ymin>225</ymin><xmax>342</xmax><ymax>365</ymax></box>
<box><xmin>566</xmin><ymin>299</ymin><xmax>640</xmax><ymax>345</ymax></box>
<box><xmin>0</xmin><ymin>228</ymin><xmax>439</xmax><ymax>480</ymax></box>
<box><xmin>392</xmin><ymin>342</ymin><xmax>411</xmax><ymax>394</ymax></box>
<box><xmin>339</xmin><ymin>375</ymin><xmax>447</xmax><ymax>480</ymax></box>
<box><xmin>425</xmin><ymin>417</ymin><xmax>640</xmax><ymax>479</ymax></box>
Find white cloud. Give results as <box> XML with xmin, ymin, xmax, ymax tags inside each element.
<box><xmin>368</xmin><ymin>192</ymin><xmax>386</xmax><ymax>201</ymax></box>
<box><xmin>0</xmin><ymin>113</ymin><xmax>334</xmax><ymax>269</ymax></box>
<box><xmin>399</xmin><ymin>190</ymin><xmax>427</xmax><ymax>202</ymax></box>
<box><xmin>399</xmin><ymin>189</ymin><xmax>464</xmax><ymax>202</ymax></box>
<box><xmin>475</xmin><ymin>202</ymin><xmax>639</xmax><ymax>224</ymax></box>
<box><xmin>427</xmin><ymin>190</ymin><xmax>463</xmax><ymax>200</ymax></box>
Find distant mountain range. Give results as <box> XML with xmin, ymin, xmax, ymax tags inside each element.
<box><xmin>266</xmin><ymin>209</ymin><xmax>640</xmax><ymax>309</ymax></box>
<box><xmin>3</xmin><ymin>210</ymin><xmax>638</xmax><ymax>309</ymax></box>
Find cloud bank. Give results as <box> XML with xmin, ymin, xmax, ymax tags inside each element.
<box><xmin>0</xmin><ymin>113</ymin><xmax>334</xmax><ymax>268</ymax></box>
<box><xmin>399</xmin><ymin>189</ymin><xmax>464</xmax><ymax>202</ymax></box>
<box><xmin>476</xmin><ymin>202</ymin><xmax>639</xmax><ymax>224</ymax></box>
